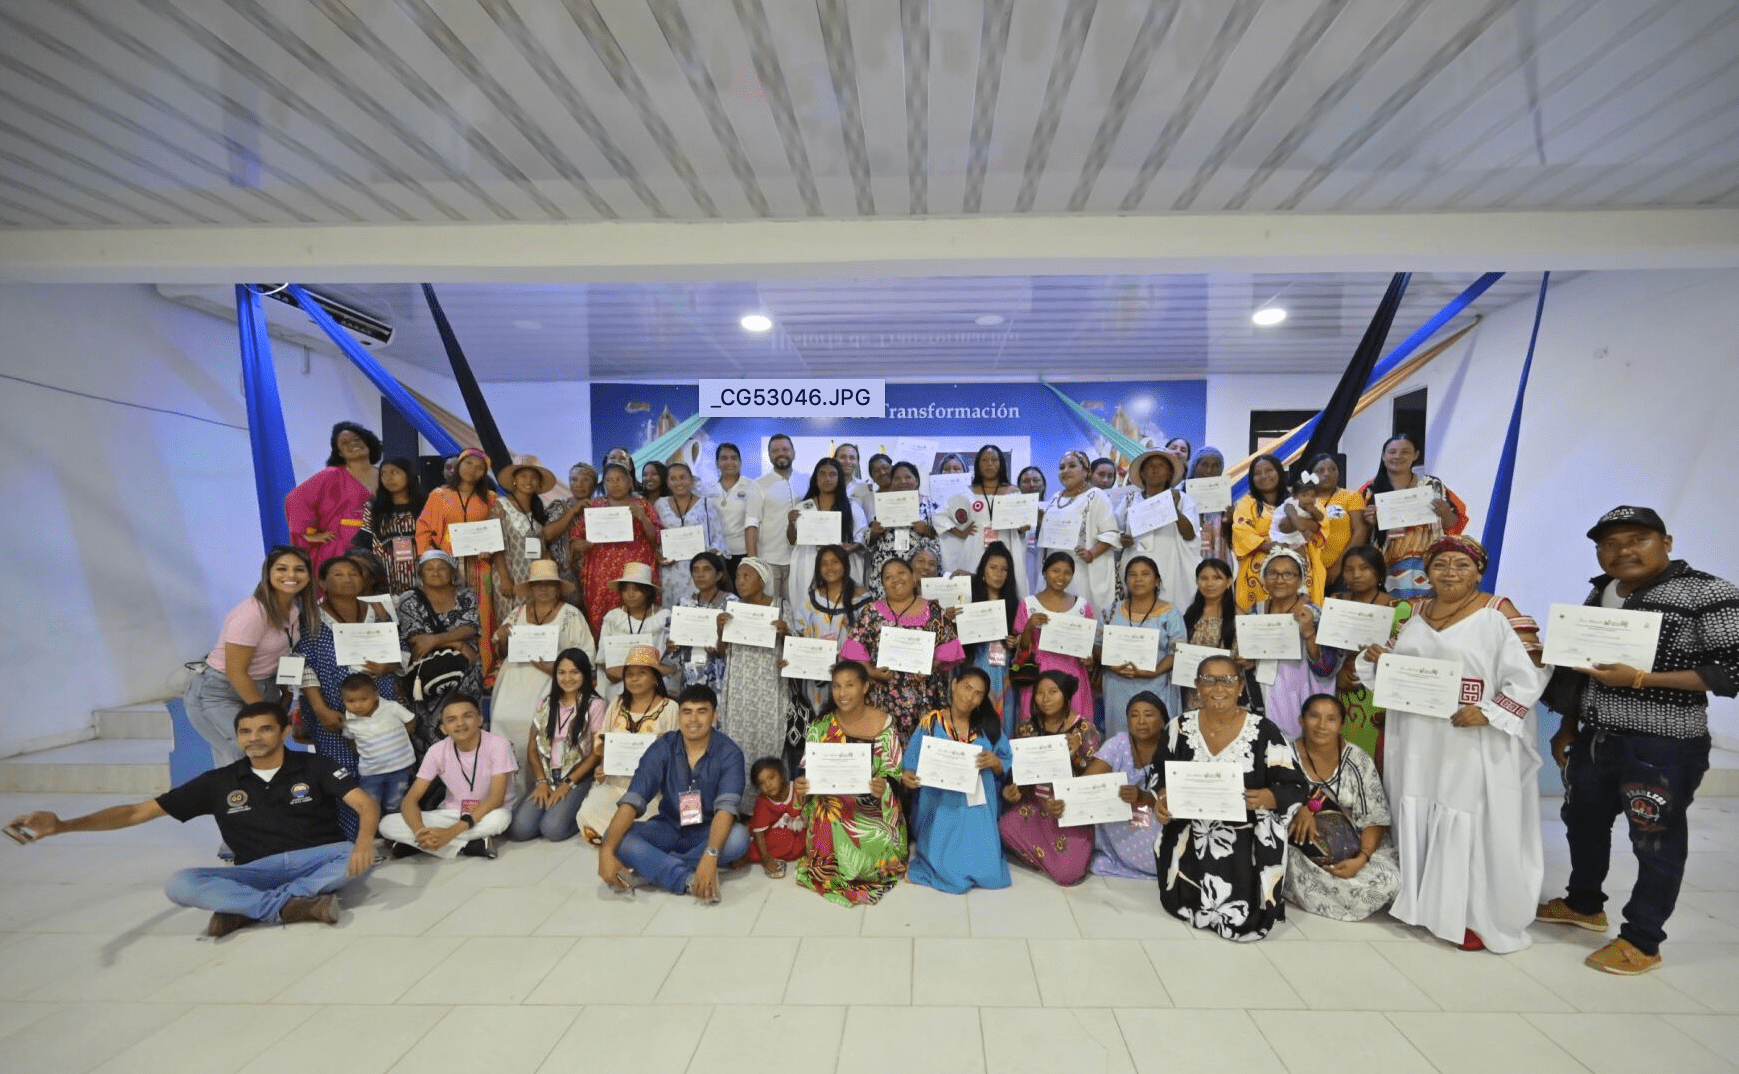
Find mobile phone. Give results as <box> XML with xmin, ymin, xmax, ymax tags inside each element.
<box><xmin>4</xmin><ymin>824</ymin><xmax>37</xmax><ymax>845</ymax></box>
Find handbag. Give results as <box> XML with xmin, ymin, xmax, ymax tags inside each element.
<box><xmin>1009</xmin><ymin>644</ymin><xmax>1041</xmax><ymax>688</ymax></box>
<box><xmin>1292</xmin><ymin>807</ymin><xmax>1363</xmax><ymax>867</ymax></box>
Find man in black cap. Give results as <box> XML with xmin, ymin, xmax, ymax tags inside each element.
<box><xmin>7</xmin><ymin>701</ymin><xmax>379</xmax><ymax>938</ymax></box>
<box><xmin>1537</xmin><ymin>507</ymin><xmax>1739</xmax><ymax>974</ymax></box>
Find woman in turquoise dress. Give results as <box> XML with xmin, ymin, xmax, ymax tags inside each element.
<box><xmin>967</xmin><ymin>542</ymin><xmax>1022</xmax><ymax>738</ymax></box>
<box><xmin>901</xmin><ymin>666</ymin><xmax>1012</xmax><ymax>893</ymax></box>
<box><xmin>1099</xmin><ymin>555</ymin><xmax>1188</xmax><ymax>737</ymax></box>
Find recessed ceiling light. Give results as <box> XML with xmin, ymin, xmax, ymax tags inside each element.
<box><xmin>740</xmin><ymin>313</ymin><xmax>772</xmax><ymax>332</ymax></box>
<box><xmin>1252</xmin><ymin>307</ymin><xmax>1287</xmax><ymax>326</ymax></box>
<box><xmin>975</xmin><ymin>314</ymin><xmax>1005</xmax><ymax>326</ymax></box>
<box><xmin>512</xmin><ymin>319</ymin><xmax>542</xmax><ymax>331</ymax></box>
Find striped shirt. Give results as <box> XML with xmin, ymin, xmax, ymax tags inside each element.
<box><xmin>343</xmin><ymin>699</ymin><xmax>418</xmax><ymax>775</ymax></box>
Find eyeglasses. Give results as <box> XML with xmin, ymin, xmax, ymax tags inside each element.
<box><xmin>1195</xmin><ymin>674</ymin><xmax>1240</xmax><ymax>685</ymax></box>
<box><xmin>1264</xmin><ymin>570</ymin><xmax>1300</xmax><ymax>581</ymax></box>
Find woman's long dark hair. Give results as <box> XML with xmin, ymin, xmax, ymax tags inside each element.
<box><xmin>505</xmin><ymin>465</ymin><xmax>549</xmax><ymax>527</ymax></box>
<box><xmin>640</xmin><ymin>460</ymin><xmax>668</xmax><ymax>501</ymax></box>
<box><xmin>1247</xmin><ymin>453</ymin><xmax>1286</xmax><ymax>509</ymax></box>
<box><xmin>545</xmin><ymin>648</ymin><xmax>602</xmax><ymax>754</ymax></box>
<box><xmin>970</xmin><ymin>444</ymin><xmax>1010</xmax><ymax>491</ymax></box>
<box><xmin>366</xmin><ymin>457</ymin><xmax>427</xmax><ymax>525</ymax></box>
<box><xmin>1183</xmin><ymin>557</ymin><xmax>1238</xmax><ymax>650</ymax></box>
<box><xmin>1028</xmin><ymin>668</ymin><xmax>1080</xmax><ymax>733</ymax></box>
<box><xmin>808</xmin><ymin>544</ymin><xmax>865</xmax><ymax>625</ymax></box>
<box><xmin>816</xmin><ymin>659</ymin><xmax>871</xmax><ymax>720</ymax></box>
<box><xmin>446</xmin><ymin>453</ymin><xmax>497</xmax><ymax>497</ymax></box>
<box><xmin>1366</xmin><ymin>433</ymin><xmax>1421</xmax><ymax>498</ymax></box>
<box><xmin>801</xmin><ymin>458</ymin><xmax>857</xmax><ymax>544</ymax></box>
<box><xmin>970</xmin><ymin>541</ymin><xmax>1021</xmax><ymax>634</ymax></box>
<box><xmin>324</xmin><ymin>421</ymin><xmax>382</xmax><ymax>467</ymax></box>
<box><xmin>953</xmin><ymin>665</ymin><xmax>1003</xmax><ymax>744</ymax></box>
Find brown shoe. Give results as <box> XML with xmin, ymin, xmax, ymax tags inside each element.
<box><xmin>1585</xmin><ymin>938</ymin><xmax>1662</xmax><ymax>976</ymax></box>
<box><xmin>1537</xmin><ymin>898</ymin><xmax>1609</xmax><ymax>932</ymax></box>
<box><xmin>205</xmin><ymin>911</ymin><xmax>255</xmax><ymax>938</ymax></box>
<box><xmin>280</xmin><ymin>894</ymin><xmax>341</xmax><ymax>925</ymax></box>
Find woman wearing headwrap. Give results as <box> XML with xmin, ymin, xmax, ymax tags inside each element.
<box><xmin>1187</xmin><ymin>446</ymin><xmax>1234</xmax><ymax>566</ymax></box>
<box><xmin>1353</xmin><ymin>535</ymin><xmax>1548</xmax><ymax>952</ymax></box>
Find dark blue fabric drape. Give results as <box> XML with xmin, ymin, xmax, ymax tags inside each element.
<box><xmin>1481</xmin><ymin>272</ymin><xmax>1550</xmax><ymax>584</ymax></box>
<box><xmin>236</xmin><ymin>285</ymin><xmax>295</xmax><ymax>552</ymax></box>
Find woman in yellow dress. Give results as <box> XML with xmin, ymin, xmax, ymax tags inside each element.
<box><xmin>1231</xmin><ymin>454</ymin><xmax>1286</xmax><ymax>611</ymax></box>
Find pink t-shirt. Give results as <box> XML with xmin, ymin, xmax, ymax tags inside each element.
<box><xmin>416</xmin><ymin>730</ymin><xmax>520</xmax><ymax>812</ymax></box>
<box><xmin>206</xmin><ymin>598</ymin><xmax>300</xmax><ymax>680</ymax></box>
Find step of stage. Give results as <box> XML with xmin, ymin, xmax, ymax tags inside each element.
<box><xmin>95</xmin><ymin>702</ymin><xmax>175</xmax><ymax>739</ymax></box>
<box><xmin>0</xmin><ymin>738</ymin><xmax>173</xmax><ymax>795</ymax></box>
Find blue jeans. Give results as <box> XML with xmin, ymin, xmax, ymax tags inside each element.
<box><xmin>1561</xmin><ymin>727</ymin><xmax>1711</xmax><ymax>955</ymax></box>
<box><xmin>615</xmin><ymin>816</ymin><xmax>749</xmax><ymax>894</ymax></box>
<box><xmin>164</xmin><ymin>841</ymin><xmax>355</xmax><ymax>923</ymax></box>
<box><xmin>359</xmin><ymin>766</ymin><xmax>415</xmax><ymax>815</ymax></box>
<box><xmin>509</xmin><ymin>777</ymin><xmax>592</xmax><ymax>842</ymax></box>
<box><xmin>183</xmin><ymin>667</ymin><xmax>281</xmax><ymax>769</ymax></box>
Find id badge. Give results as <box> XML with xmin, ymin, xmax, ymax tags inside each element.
<box><xmin>525</xmin><ymin>537</ymin><xmax>542</xmax><ymax>559</ymax></box>
<box><xmin>987</xmin><ymin>644</ymin><xmax>1008</xmax><ymax>667</ymax></box>
<box><xmin>275</xmin><ymin>656</ymin><xmax>306</xmax><ymax>686</ymax></box>
<box><xmin>678</xmin><ymin>791</ymin><xmax>704</xmax><ymax>826</ymax></box>
<box><xmin>460</xmin><ymin>798</ymin><xmax>480</xmax><ymax>815</ymax></box>
<box><xmin>688</xmin><ymin>646</ymin><xmax>708</xmax><ymax>665</ymax></box>
<box><xmin>391</xmin><ymin>537</ymin><xmax>415</xmax><ymax>568</ymax></box>
<box><xmin>1131</xmin><ymin>806</ymin><xmax>1153</xmax><ymax>829</ymax></box>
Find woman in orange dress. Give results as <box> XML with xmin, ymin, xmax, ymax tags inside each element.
<box><xmin>1231</xmin><ymin>454</ymin><xmax>1287</xmax><ymax>610</ymax></box>
<box><xmin>416</xmin><ymin>447</ymin><xmax>505</xmax><ymax>685</ymax></box>
<box><xmin>573</xmin><ymin>461</ymin><xmax>662</xmax><ymax>636</ymax></box>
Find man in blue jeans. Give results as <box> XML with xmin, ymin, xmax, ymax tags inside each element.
<box><xmin>1538</xmin><ymin>506</ymin><xmax>1739</xmax><ymax>975</ymax></box>
<box><xmin>8</xmin><ymin>701</ymin><xmax>379</xmax><ymax>938</ymax></box>
<box><xmin>597</xmin><ymin>684</ymin><xmax>750</xmax><ymax>901</ymax></box>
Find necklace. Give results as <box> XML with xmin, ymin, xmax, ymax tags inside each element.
<box><xmin>889</xmin><ymin>593</ymin><xmax>922</xmax><ymax>620</ymax></box>
<box><xmin>1299</xmin><ymin>739</ymin><xmax>1340</xmax><ymax>782</ymax></box>
<box><xmin>1423</xmin><ymin>590</ymin><xmax>1481</xmax><ymax>629</ymax></box>
<box><xmin>1126</xmin><ymin>594</ymin><xmax>1159</xmax><ymax>626</ymax></box>
<box><xmin>323</xmin><ymin>599</ymin><xmax>364</xmax><ymax>624</ymax></box>
<box><xmin>527</xmin><ymin>601</ymin><xmax>558</xmax><ymax>626</ymax></box>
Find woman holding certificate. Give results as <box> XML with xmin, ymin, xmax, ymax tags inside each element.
<box><xmin>1285</xmin><ymin>694</ymin><xmax>1400</xmax><ymax>921</ymax></box>
<box><xmin>1041</xmin><ymin>451</ymin><xmax>1120</xmax><ymax>616</ymax></box>
<box><xmin>861</xmin><ymin>461</ymin><xmax>941</xmax><ymax>599</ymax></box>
<box><xmin>284</xmin><ymin>421</ymin><xmax>380</xmax><ymax>580</ymax></box>
<box><xmin>795</xmin><ymin>661</ymin><xmax>909</xmax><ymax>906</ymax></box>
<box><xmin>1117</xmin><ymin>449</ymin><xmax>1199</xmax><ymax>609</ymax></box>
<box><xmin>1017</xmin><ymin>465</ymin><xmax>1048</xmax><ymax>595</ymax></box>
<box><xmin>597</xmin><ymin>564</ymin><xmax>673</xmax><ymax>707</ymax></box>
<box><xmin>1303</xmin><ymin>453</ymin><xmax>1368</xmax><ymax>590</ymax></box>
<box><xmin>672</xmin><ymin>552</ymin><xmax>732</xmax><ymax>697</ymax></box>
<box><xmin>1013</xmin><ymin>553</ymin><xmax>1098</xmax><ymax>725</ymax></box>
<box><xmin>784</xmin><ymin>459</ymin><xmax>859</xmax><ymax>618</ymax></box>
<box><xmin>1187</xmin><ymin>447</ymin><xmax>1234</xmax><ymax>565</ymax></box>
<box><xmin>1356</xmin><ymin>434</ymin><xmax>1467</xmax><ymax>600</ymax></box>
<box><xmin>1248</xmin><ymin>549</ymin><xmax>1341</xmax><ymax>740</ymax></box>
<box><xmin>352</xmin><ymin>457</ymin><xmax>426</xmax><ymax>596</ymax></box>
<box><xmin>1085</xmin><ymin>691</ymin><xmax>1167</xmax><ymax>880</ymax></box>
<box><xmin>967</xmin><ymin>543</ymin><xmax>1023</xmax><ymax>737</ymax></box>
<box><xmin>491</xmin><ymin>455</ymin><xmax>564</xmax><ymax>622</ymax></box>
<box><xmin>1334</xmin><ymin>546</ymin><xmax>1411</xmax><ymax>764</ymax></box>
<box><xmin>489</xmin><ymin>560</ymin><xmax>595</xmax><ymax>789</ymax></box>
<box><xmin>576</xmin><ymin>646</ymin><xmax>680</xmax><ymax>844</ymax></box>
<box><xmin>842</xmin><ymin>557</ymin><xmax>965</xmax><ymax>738</ymax></box>
<box><xmin>719</xmin><ymin>558</ymin><xmax>794</xmax><ymax>813</ymax></box>
<box><xmin>396</xmin><ymin>551</ymin><xmax>483</xmax><ymax>750</ymax></box>
<box><xmin>654</xmin><ymin>462</ymin><xmax>720</xmax><ymax>607</ymax></box>
<box><xmin>416</xmin><ymin>447</ymin><xmax>505</xmax><ymax>685</ymax></box>
<box><xmin>946</xmin><ymin>445</ymin><xmax>1029</xmax><ymax>599</ymax></box>
<box><xmin>1100</xmin><ymin>556</ymin><xmax>1187</xmax><ymax>736</ymax></box>
<box><xmin>998</xmin><ymin>670</ymin><xmax>1101</xmax><ymax>886</ymax></box>
<box><xmin>901</xmin><ymin>667</ymin><xmax>1012</xmax><ymax>893</ymax></box>
<box><xmin>1231</xmin><ymin>454</ymin><xmax>1287</xmax><ymax>611</ymax></box>
<box><xmin>574</xmin><ymin>462</ymin><xmax>661</xmax><ymax>637</ymax></box>
<box><xmin>789</xmin><ymin>545</ymin><xmax>872</xmax><ymax>743</ymax></box>
<box><xmin>1353</xmin><ymin>536</ymin><xmax>1547</xmax><ymax>952</ymax></box>
<box><xmin>1150</xmin><ymin>654</ymin><xmax>1309</xmax><ymax>941</ymax></box>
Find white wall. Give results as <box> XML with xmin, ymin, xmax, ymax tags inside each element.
<box><xmin>0</xmin><ymin>284</ymin><xmax>463</xmax><ymax>756</ymax></box>
<box><xmin>482</xmin><ymin>381</ymin><xmax>593</xmax><ymax>483</ymax></box>
<box><xmin>1203</xmin><ymin>372</ymin><xmax>1339</xmax><ymax>457</ymax></box>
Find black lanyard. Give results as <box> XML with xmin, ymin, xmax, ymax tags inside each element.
<box><xmin>455</xmin><ymin>743</ymin><xmax>481</xmax><ymax>794</ymax></box>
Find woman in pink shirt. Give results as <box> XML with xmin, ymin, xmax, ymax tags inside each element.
<box><xmin>284</xmin><ymin>422</ymin><xmax>381</xmax><ymax>579</ymax></box>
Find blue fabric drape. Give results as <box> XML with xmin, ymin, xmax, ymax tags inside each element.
<box><xmin>422</xmin><ymin>284</ymin><xmax>511</xmax><ymax>473</ymax></box>
<box><xmin>236</xmin><ymin>285</ymin><xmax>295</xmax><ymax>552</ymax></box>
<box><xmin>1481</xmin><ymin>272</ymin><xmax>1550</xmax><ymax>585</ymax></box>
<box><xmin>283</xmin><ymin>284</ymin><xmax>462</xmax><ymax>457</ymax></box>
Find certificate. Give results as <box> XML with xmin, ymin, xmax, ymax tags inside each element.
<box><xmin>1164</xmin><ymin>761</ymin><xmax>1246</xmax><ymax>821</ymax></box>
<box><xmin>990</xmin><ymin>492</ymin><xmax>1038</xmax><ymax>531</ymax></box>
<box><xmin>955</xmin><ymin>600</ymin><xmax>1011</xmax><ymax>645</ymax></box>
<box><xmin>795</xmin><ymin>510</ymin><xmax>841</xmax><ymax>546</ymax></box>
<box><xmin>1543</xmin><ymin>603</ymin><xmax>1662</xmax><ymax>670</ymax></box>
<box><xmin>1315</xmin><ymin>598</ymin><xmax>1394</xmax><ymax>652</ymax></box>
<box><xmin>803</xmin><ymin>741</ymin><xmax>871</xmax><ymax>795</ymax></box>
<box><xmin>874</xmin><ymin>490</ymin><xmax>921</xmax><ymax>528</ymax></box>
<box><xmin>1373</xmin><ymin>654</ymin><xmax>1464</xmax><ymax>718</ymax></box>
<box><xmin>1053</xmin><ymin>772</ymin><xmax>1131</xmax><ymax>825</ymax></box>
<box><xmin>916</xmin><ymin>734</ymin><xmax>982</xmax><ymax>795</ymax></box>
<box><xmin>877</xmin><ymin>625</ymin><xmax>936</xmax><ymax>674</ymax></box>
<box><xmin>1236</xmin><ymin>614</ymin><xmax>1301</xmax><ymax>660</ymax></box>
<box><xmin>1039</xmin><ymin>613</ymin><xmax>1097</xmax><ymax>659</ymax></box>
<box><xmin>780</xmin><ymin>636</ymin><xmax>839</xmax><ymax>682</ymax></box>
<box><xmin>667</xmin><ymin>605</ymin><xmax>721</xmax><ymax>649</ymax></box>
<box><xmin>447</xmin><ymin>519</ymin><xmax>504</xmax><ymax>557</ymax></box>
<box><xmin>1010</xmin><ymin>734</ymin><xmax>1073</xmax><ymax>785</ymax></box>
<box><xmin>506</xmin><ymin>623</ymin><xmax>559</xmax><ymax>663</ymax></box>
<box><xmin>1100</xmin><ymin>624</ymin><xmax>1162</xmax><ymax>672</ymax></box>
<box><xmin>928</xmin><ymin>472</ymin><xmax>972</xmax><ymax>502</ymax></box>
<box><xmin>331</xmin><ymin>622</ymin><xmax>401</xmax><ymax>666</ymax></box>
<box><xmin>1173</xmin><ymin>643</ymin><xmax>1231</xmax><ymax>685</ymax></box>
<box><xmin>660</xmin><ymin>525</ymin><xmax>707</xmax><ymax>562</ymax></box>
<box><xmin>584</xmin><ymin>506</ymin><xmax>634</xmax><ymax>544</ymax></box>
<box><xmin>1374</xmin><ymin>485</ymin><xmax>1440</xmax><ymax>529</ymax></box>
<box><xmin>1125</xmin><ymin>492</ymin><xmax>1179</xmax><ymax>536</ymax></box>
<box><xmin>1185</xmin><ymin>477</ymin><xmax>1232</xmax><ymax>513</ymax></box>
<box><xmin>921</xmin><ymin>575</ymin><xmax>971</xmax><ymax>609</ymax></box>
<box><xmin>893</xmin><ymin>436</ymin><xmax>937</xmax><ymax>469</ymax></box>
<box><xmin>358</xmin><ymin>593</ymin><xmax>397</xmax><ymax>621</ymax></box>
<box><xmin>1038</xmin><ymin>509</ymin><xmax>1080</xmax><ymax>550</ymax></box>
<box><xmin>722</xmin><ymin>602</ymin><xmax>779</xmax><ymax>648</ymax></box>
<box><xmin>601</xmin><ymin>732</ymin><xmax>655</xmax><ymax>777</ymax></box>
<box><xmin>599</xmin><ymin>633</ymin><xmax>635</xmax><ymax>669</ymax></box>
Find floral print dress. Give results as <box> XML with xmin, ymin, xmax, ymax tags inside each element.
<box><xmin>796</xmin><ymin>712</ymin><xmax>909</xmax><ymax>907</ymax></box>
<box><xmin>998</xmin><ymin>714</ymin><xmax>1101</xmax><ymax>885</ymax></box>
<box><xmin>1151</xmin><ymin>710</ymin><xmax>1309</xmax><ymax>941</ymax></box>
<box><xmin>840</xmin><ymin>598</ymin><xmax>965</xmax><ymax>738</ymax></box>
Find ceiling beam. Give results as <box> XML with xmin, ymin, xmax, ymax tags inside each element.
<box><xmin>2</xmin><ymin>208</ymin><xmax>1736</xmax><ymax>284</ymax></box>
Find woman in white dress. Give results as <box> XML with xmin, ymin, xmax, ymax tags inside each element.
<box><xmin>654</xmin><ymin>461</ymin><xmax>720</xmax><ymax>607</ymax></box>
<box><xmin>597</xmin><ymin>563</ymin><xmax>675</xmax><ymax>706</ymax></box>
<box><xmin>1354</xmin><ymin>535</ymin><xmax>1548</xmax><ymax>953</ymax></box>
<box><xmin>1017</xmin><ymin>466</ymin><xmax>1048</xmax><ymax>597</ymax></box>
<box><xmin>1117</xmin><ymin>448</ymin><xmax>1200</xmax><ymax>609</ymax></box>
<box><xmin>488</xmin><ymin>560</ymin><xmax>596</xmax><ymax>795</ymax></box>
<box><xmin>1039</xmin><ymin>450</ymin><xmax>1120</xmax><ymax>615</ymax></box>
<box><xmin>946</xmin><ymin>444</ymin><xmax>1031</xmax><ymax>600</ymax></box>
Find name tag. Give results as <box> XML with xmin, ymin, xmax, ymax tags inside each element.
<box><xmin>678</xmin><ymin>791</ymin><xmax>704</xmax><ymax>826</ymax></box>
<box><xmin>460</xmin><ymin>798</ymin><xmax>480</xmax><ymax>815</ymax></box>
<box><xmin>525</xmin><ymin>537</ymin><xmax>542</xmax><ymax>559</ymax></box>
<box><xmin>275</xmin><ymin>656</ymin><xmax>306</xmax><ymax>686</ymax></box>
<box><xmin>391</xmin><ymin>537</ymin><xmax>415</xmax><ymax>568</ymax></box>
<box><xmin>987</xmin><ymin>644</ymin><xmax>1008</xmax><ymax>667</ymax></box>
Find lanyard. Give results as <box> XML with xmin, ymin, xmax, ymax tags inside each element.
<box><xmin>455</xmin><ymin>743</ymin><xmax>481</xmax><ymax>794</ymax></box>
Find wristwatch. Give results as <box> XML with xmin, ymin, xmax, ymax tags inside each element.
<box><xmin>459</xmin><ymin>813</ymin><xmax>476</xmax><ymax>829</ymax></box>
<box><xmin>704</xmin><ymin>846</ymin><xmax>720</xmax><ymax>858</ymax></box>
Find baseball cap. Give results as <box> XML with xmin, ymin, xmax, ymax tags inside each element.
<box><xmin>1586</xmin><ymin>506</ymin><xmax>1668</xmax><ymax>541</ymax></box>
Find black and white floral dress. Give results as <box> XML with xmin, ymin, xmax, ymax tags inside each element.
<box><xmin>1150</xmin><ymin>711</ymin><xmax>1308</xmax><ymax>941</ymax></box>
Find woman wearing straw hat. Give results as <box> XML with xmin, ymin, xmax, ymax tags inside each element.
<box><xmin>597</xmin><ymin>562</ymin><xmax>676</xmax><ymax>707</ymax></box>
<box><xmin>492</xmin><ymin>454</ymin><xmax>566</xmax><ymax>620</ymax></box>
<box><xmin>489</xmin><ymin>559</ymin><xmax>597</xmax><ymax>794</ymax></box>
<box><xmin>576</xmin><ymin>644</ymin><xmax>681</xmax><ymax>844</ymax></box>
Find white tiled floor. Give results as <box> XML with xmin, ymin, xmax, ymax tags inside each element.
<box><xmin>1</xmin><ymin>792</ymin><xmax>1736</xmax><ymax>1074</ymax></box>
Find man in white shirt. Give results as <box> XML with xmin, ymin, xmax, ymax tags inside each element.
<box><xmin>836</xmin><ymin>442</ymin><xmax>878</xmax><ymax>528</ymax></box>
<box><xmin>755</xmin><ymin>433</ymin><xmax>800</xmax><ymax>597</ymax></box>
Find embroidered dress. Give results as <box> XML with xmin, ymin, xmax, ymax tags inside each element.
<box><xmin>285</xmin><ymin>466</ymin><xmax>373</xmax><ymax>578</ymax></box>
<box><xmin>1285</xmin><ymin>742</ymin><xmax>1401</xmax><ymax>921</ymax></box>
<box><xmin>394</xmin><ymin>586</ymin><xmax>482</xmax><ymax>750</ymax></box>
<box><xmin>1089</xmin><ymin>733</ymin><xmax>1160</xmax><ymax>880</ymax></box>
<box><xmin>575</xmin><ymin>696</ymin><xmax>680</xmax><ymax>835</ymax></box>
<box><xmin>1357</xmin><ymin>473</ymin><xmax>1467</xmax><ymax>599</ymax></box>
<box><xmin>788</xmin><ymin>587</ymin><xmax>873</xmax><ymax>744</ymax></box>
<box><xmin>999</xmin><ymin>715</ymin><xmax>1100</xmax><ymax>885</ymax></box>
<box><xmin>655</xmin><ymin>494</ymin><xmax>720</xmax><ymax>607</ymax></box>
<box><xmin>796</xmin><ymin>712</ymin><xmax>909</xmax><ymax>906</ymax></box>
<box><xmin>1120</xmin><ymin>489</ymin><xmax>1203</xmax><ymax>609</ymax></box>
<box><xmin>295</xmin><ymin>604</ymin><xmax>400</xmax><ymax>838</ymax></box>
<box><xmin>1230</xmin><ymin>495</ymin><xmax>1280</xmax><ymax>611</ymax></box>
<box><xmin>1249</xmin><ymin>600</ymin><xmax>1341</xmax><ymax>741</ymax></box>
<box><xmin>1039</xmin><ymin>487</ymin><xmax>1119</xmax><ymax>615</ymax></box>
<box><xmin>1013</xmin><ymin>595</ymin><xmax>1096</xmax><ymax>724</ymax></box>
<box><xmin>1151</xmin><ymin>711</ymin><xmax>1308</xmax><ymax>941</ymax></box>
<box><xmin>1337</xmin><ymin>601</ymin><xmax>1412</xmax><ymax>765</ymax></box>
<box><xmin>841</xmin><ymin>598</ymin><xmax>966</xmax><ymax>738</ymax></box>
<box><xmin>718</xmin><ymin>594</ymin><xmax>790</xmax><ymax>812</ymax></box>
<box><xmin>575</xmin><ymin>495</ymin><xmax>661</xmax><ymax>636</ymax></box>
<box><xmin>416</xmin><ymin>487</ymin><xmax>502</xmax><ymax>685</ymax></box>
<box><xmin>492</xmin><ymin>498</ymin><xmax>545</xmax><ymax>620</ymax></box>
<box><xmin>1100</xmin><ymin>600</ymin><xmax>1188</xmax><ymax>736</ymax></box>
<box><xmin>903</xmin><ymin>710</ymin><xmax>1011</xmax><ymax>893</ymax></box>
<box><xmin>597</xmin><ymin>607</ymin><xmax>670</xmax><ymax>707</ymax></box>
<box><xmin>861</xmin><ymin>498</ymin><xmax>942</xmax><ymax>600</ymax></box>
<box><xmin>354</xmin><ymin>501</ymin><xmax>420</xmax><ymax>595</ymax></box>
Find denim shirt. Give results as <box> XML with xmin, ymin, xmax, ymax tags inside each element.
<box><xmin>620</xmin><ymin>729</ymin><xmax>746</xmax><ymax>824</ymax></box>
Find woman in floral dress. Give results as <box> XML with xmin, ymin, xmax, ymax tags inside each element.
<box><xmin>998</xmin><ymin>670</ymin><xmax>1101</xmax><ymax>886</ymax></box>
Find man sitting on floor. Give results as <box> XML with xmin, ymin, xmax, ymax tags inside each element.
<box><xmin>380</xmin><ymin>694</ymin><xmax>515</xmax><ymax>859</ymax></box>
<box><xmin>598</xmin><ymin>684</ymin><xmax>750</xmax><ymax>901</ymax></box>
<box><xmin>7</xmin><ymin>701</ymin><xmax>377</xmax><ymax>938</ymax></box>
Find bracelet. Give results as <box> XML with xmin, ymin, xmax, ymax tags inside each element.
<box><xmin>534</xmin><ymin>777</ymin><xmax>549</xmax><ymax>786</ymax></box>
<box><xmin>1631</xmin><ymin>669</ymin><xmax>1648</xmax><ymax>690</ymax></box>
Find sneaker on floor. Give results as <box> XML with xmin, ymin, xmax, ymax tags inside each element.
<box><xmin>205</xmin><ymin>911</ymin><xmax>254</xmax><ymax>938</ymax></box>
<box><xmin>460</xmin><ymin>835</ymin><xmax>499</xmax><ymax>859</ymax></box>
<box><xmin>280</xmin><ymin>894</ymin><xmax>341</xmax><ymax>925</ymax></box>
<box><xmin>388</xmin><ymin>840</ymin><xmax>422</xmax><ymax>860</ymax></box>
<box><xmin>1585</xmin><ymin>938</ymin><xmax>1662</xmax><ymax>976</ymax></box>
<box><xmin>1537</xmin><ymin>898</ymin><xmax>1609</xmax><ymax>932</ymax></box>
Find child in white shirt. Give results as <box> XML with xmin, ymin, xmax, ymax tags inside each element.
<box><xmin>339</xmin><ymin>673</ymin><xmax>418</xmax><ymax>812</ymax></box>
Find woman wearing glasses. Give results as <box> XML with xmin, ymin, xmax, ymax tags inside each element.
<box><xmin>1247</xmin><ymin>549</ymin><xmax>1340</xmax><ymax>741</ymax></box>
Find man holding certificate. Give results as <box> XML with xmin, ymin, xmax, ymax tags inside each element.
<box><xmin>1352</xmin><ymin>535</ymin><xmax>1547</xmax><ymax>954</ymax></box>
<box><xmin>1537</xmin><ymin>507</ymin><xmax>1739</xmax><ymax>976</ymax></box>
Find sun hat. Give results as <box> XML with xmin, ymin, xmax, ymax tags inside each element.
<box><xmin>522</xmin><ymin>558</ymin><xmax>575</xmax><ymax>594</ymax></box>
<box><xmin>611</xmin><ymin>561</ymin><xmax>661</xmax><ymax>593</ymax></box>
<box><xmin>498</xmin><ymin>454</ymin><xmax>558</xmax><ymax>494</ymax></box>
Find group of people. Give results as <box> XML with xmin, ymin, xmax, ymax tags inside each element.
<box><xmin>11</xmin><ymin>423</ymin><xmax>1735</xmax><ymax>980</ymax></box>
